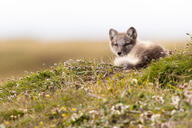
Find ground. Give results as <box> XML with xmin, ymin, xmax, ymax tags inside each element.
<box><xmin>0</xmin><ymin>39</ymin><xmax>192</xmax><ymax>128</ymax></box>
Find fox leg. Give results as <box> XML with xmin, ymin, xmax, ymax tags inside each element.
<box><xmin>114</xmin><ymin>57</ymin><xmax>140</xmax><ymax>69</ymax></box>
<box><xmin>114</xmin><ymin>55</ymin><xmax>151</xmax><ymax>69</ymax></box>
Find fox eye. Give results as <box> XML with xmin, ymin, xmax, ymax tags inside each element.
<box><xmin>123</xmin><ymin>43</ymin><xmax>129</xmax><ymax>46</ymax></box>
<box><xmin>114</xmin><ymin>43</ymin><xmax>118</xmax><ymax>46</ymax></box>
<box><xmin>125</xmin><ymin>40</ymin><xmax>131</xmax><ymax>44</ymax></box>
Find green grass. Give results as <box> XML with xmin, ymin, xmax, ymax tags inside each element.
<box><xmin>140</xmin><ymin>48</ymin><xmax>192</xmax><ymax>86</ymax></box>
<box><xmin>0</xmin><ymin>41</ymin><xmax>192</xmax><ymax>127</ymax></box>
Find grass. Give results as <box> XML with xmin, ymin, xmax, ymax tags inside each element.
<box><xmin>0</xmin><ymin>39</ymin><xmax>192</xmax><ymax>127</ymax></box>
<box><xmin>0</xmin><ymin>39</ymin><xmax>185</xmax><ymax>81</ymax></box>
<box><xmin>140</xmin><ymin>48</ymin><xmax>192</xmax><ymax>86</ymax></box>
<box><xmin>0</xmin><ymin>39</ymin><xmax>112</xmax><ymax>81</ymax></box>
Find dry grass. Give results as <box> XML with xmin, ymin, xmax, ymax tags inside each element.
<box><xmin>0</xmin><ymin>39</ymin><xmax>185</xmax><ymax>81</ymax></box>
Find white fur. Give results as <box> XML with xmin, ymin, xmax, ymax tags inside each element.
<box><xmin>109</xmin><ymin>40</ymin><xmax>118</xmax><ymax>55</ymax></box>
<box><xmin>114</xmin><ymin>54</ymin><xmax>140</xmax><ymax>66</ymax></box>
<box><xmin>113</xmin><ymin>40</ymin><xmax>157</xmax><ymax>67</ymax></box>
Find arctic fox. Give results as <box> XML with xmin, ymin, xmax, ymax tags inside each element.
<box><xmin>109</xmin><ymin>27</ymin><xmax>167</xmax><ymax>69</ymax></box>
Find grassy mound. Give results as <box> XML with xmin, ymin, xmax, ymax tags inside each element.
<box><xmin>140</xmin><ymin>48</ymin><xmax>192</xmax><ymax>87</ymax></box>
<box><xmin>1</xmin><ymin>42</ymin><xmax>192</xmax><ymax>127</ymax></box>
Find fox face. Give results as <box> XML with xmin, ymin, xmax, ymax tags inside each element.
<box><xmin>109</xmin><ymin>27</ymin><xmax>137</xmax><ymax>56</ymax></box>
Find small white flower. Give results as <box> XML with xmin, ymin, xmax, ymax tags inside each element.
<box><xmin>140</xmin><ymin>111</ymin><xmax>154</xmax><ymax>123</ymax></box>
<box><xmin>151</xmin><ymin>114</ymin><xmax>160</xmax><ymax>122</ymax></box>
<box><xmin>62</xmin><ymin>72</ymin><xmax>66</xmax><ymax>77</ymax></box>
<box><xmin>111</xmin><ymin>103</ymin><xmax>129</xmax><ymax>115</ymax></box>
<box><xmin>76</xmin><ymin>59</ymin><xmax>83</xmax><ymax>62</ymax></box>
<box><xmin>138</xmin><ymin>124</ymin><xmax>144</xmax><ymax>128</ymax></box>
<box><xmin>171</xmin><ymin>109</ymin><xmax>176</xmax><ymax>115</ymax></box>
<box><xmin>71</xmin><ymin>112</ymin><xmax>83</xmax><ymax>121</ymax></box>
<box><xmin>112</xmin><ymin>126</ymin><xmax>120</xmax><ymax>128</ymax></box>
<box><xmin>71</xmin><ymin>113</ymin><xmax>78</xmax><ymax>121</ymax></box>
<box><xmin>63</xmin><ymin>62</ymin><xmax>67</xmax><ymax>66</ymax></box>
<box><xmin>89</xmin><ymin>110</ymin><xmax>98</xmax><ymax>114</ymax></box>
<box><xmin>179</xmin><ymin>108</ymin><xmax>184</xmax><ymax>112</ymax></box>
<box><xmin>172</xmin><ymin>96</ymin><xmax>180</xmax><ymax>108</ymax></box>
<box><xmin>89</xmin><ymin>110</ymin><xmax>99</xmax><ymax>119</ymax></box>
<box><xmin>132</xmin><ymin>79</ymin><xmax>138</xmax><ymax>84</ymax></box>
<box><xmin>152</xmin><ymin>96</ymin><xmax>164</xmax><ymax>104</ymax></box>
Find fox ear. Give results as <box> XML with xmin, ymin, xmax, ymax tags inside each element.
<box><xmin>109</xmin><ymin>28</ymin><xmax>118</xmax><ymax>40</ymax></box>
<box><xmin>127</xmin><ymin>27</ymin><xmax>137</xmax><ymax>39</ymax></box>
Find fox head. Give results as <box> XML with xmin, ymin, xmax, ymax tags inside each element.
<box><xmin>109</xmin><ymin>27</ymin><xmax>137</xmax><ymax>56</ymax></box>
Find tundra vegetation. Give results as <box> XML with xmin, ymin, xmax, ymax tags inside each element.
<box><xmin>0</xmin><ymin>38</ymin><xmax>192</xmax><ymax>128</ymax></box>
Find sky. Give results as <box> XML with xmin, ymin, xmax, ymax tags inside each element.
<box><xmin>0</xmin><ymin>0</ymin><xmax>192</xmax><ymax>40</ymax></box>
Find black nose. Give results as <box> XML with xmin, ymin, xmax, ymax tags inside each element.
<box><xmin>117</xmin><ymin>52</ymin><xmax>121</xmax><ymax>55</ymax></box>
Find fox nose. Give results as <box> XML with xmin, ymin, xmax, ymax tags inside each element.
<box><xmin>117</xmin><ymin>52</ymin><xmax>122</xmax><ymax>56</ymax></box>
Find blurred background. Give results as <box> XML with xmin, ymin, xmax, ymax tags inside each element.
<box><xmin>0</xmin><ymin>0</ymin><xmax>191</xmax><ymax>81</ymax></box>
